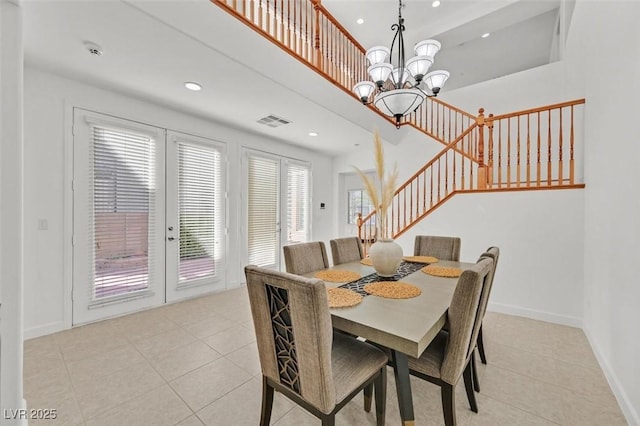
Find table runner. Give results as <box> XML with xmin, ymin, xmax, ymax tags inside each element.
<box><xmin>338</xmin><ymin>261</ymin><xmax>425</xmax><ymax>296</ymax></box>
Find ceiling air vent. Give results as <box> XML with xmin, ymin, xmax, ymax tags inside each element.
<box><xmin>257</xmin><ymin>114</ymin><xmax>291</xmax><ymax>128</ymax></box>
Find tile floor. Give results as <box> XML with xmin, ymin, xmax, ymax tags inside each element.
<box><xmin>23</xmin><ymin>287</ymin><xmax>627</xmax><ymax>425</ymax></box>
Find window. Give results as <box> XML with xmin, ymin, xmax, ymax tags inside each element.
<box><xmin>347</xmin><ymin>189</ymin><xmax>375</xmax><ymax>225</ymax></box>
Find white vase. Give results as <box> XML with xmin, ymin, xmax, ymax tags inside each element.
<box><xmin>369</xmin><ymin>238</ymin><xmax>403</xmax><ymax>277</ymax></box>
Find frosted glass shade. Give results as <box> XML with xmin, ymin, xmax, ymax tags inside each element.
<box><xmin>366</xmin><ymin>46</ymin><xmax>390</xmax><ymax>65</ymax></box>
<box><xmin>368</xmin><ymin>63</ymin><xmax>393</xmax><ymax>85</ymax></box>
<box><xmin>353</xmin><ymin>81</ymin><xmax>376</xmax><ymax>102</ymax></box>
<box><xmin>374</xmin><ymin>88</ymin><xmax>426</xmax><ymax>118</ymax></box>
<box><xmin>414</xmin><ymin>39</ymin><xmax>441</xmax><ymax>58</ymax></box>
<box><xmin>406</xmin><ymin>55</ymin><xmax>433</xmax><ymax>82</ymax></box>
<box><xmin>422</xmin><ymin>70</ymin><xmax>450</xmax><ymax>93</ymax></box>
<box><xmin>390</xmin><ymin>67</ymin><xmax>411</xmax><ymax>87</ymax></box>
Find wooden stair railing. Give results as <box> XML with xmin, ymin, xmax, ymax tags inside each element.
<box><xmin>211</xmin><ymin>0</ymin><xmax>479</xmax><ymax>157</ymax></box>
<box><xmin>210</xmin><ymin>0</ymin><xmax>586</xmax><ymax>250</ymax></box>
<box><xmin>357</xmin><ymin>99</ymin><xmax>586</xmax><ymax>255</ymax></box>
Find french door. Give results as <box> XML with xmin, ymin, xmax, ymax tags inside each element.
<box><xmin>165</xmin><ymin>131</ymin><xmax>226</xmax><ymax>302</ymax></box>
<box><xmin>72</xmin><ymin>110</ymin><xmax>225</xmax><ymax>324</ymax></box>
<box><xmin>243</xmin><ymin>149</ymin><xmax>311</xmax><ymax>271</ymax></box>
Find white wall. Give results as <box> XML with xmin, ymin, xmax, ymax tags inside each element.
<box><xmin>23</xmin><ymin>66</ymin><xmax>334</xmax><ymax>338</ymax></box>
<box><xmin>564</xmin><ymin>2</ymin><xmax>640</xmax><ymax>424</ymax></box>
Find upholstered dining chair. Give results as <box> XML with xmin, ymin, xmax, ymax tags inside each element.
<box><xmin>413</xmin><ymin>235</ymin><xmax>462</xmax><ymax>261</ymax></box>
<box><xmin>468</xmin><ymin>247</ymin><xmax>500</xmax><ymax>393</ymax></box>
<box><xmin>244</xmin><ymin>265</ymin><xmax>388</xmax><ymax>426</ymax></box>
<box><xmin>330</xmin><ymin>237</ymin><xmax>365</xmax><ymax>265</ymax></box>
<box><xmin>283</xmin><ymin>241</ymin><xmax>330</xmax><ymax>275</ymax></box>
<box><xmin>407</xmin><ymin>258</ymin><xmax>493</xmax><ymax>426</ymax></box>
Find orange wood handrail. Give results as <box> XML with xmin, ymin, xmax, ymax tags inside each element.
<box><xmin>487</xmin><ymin>99</ymin><xmax>585</xmax><ymax>122</ymax></box>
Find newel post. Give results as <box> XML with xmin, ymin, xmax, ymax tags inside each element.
<box><xmin>356</xmin><ymin>212</ymin><xmax>363</xmax><ymax>241</ymax></box>
<box><xmin>312</xmin><ymin>0</ymin><xmax>323</xmax><ymax>69</ymax></box>
<box><xmin>476</xmin><ymin>108</ymin><xmax>487</xmax><ymax>189</ymax></box>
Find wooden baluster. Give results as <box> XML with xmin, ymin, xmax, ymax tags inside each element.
<box><xmin>452</xmin><ymin>142</ymin><xmax>457</xmax><ymax>191</ymax></box>
<box><xmin>558</xmin><ymin>108</ymin><xmax>564</xmax><ymax>185</ymax></box>
<box><xmin>395</xmin><ymin>193</ymin><xmax>399</xmax><ymax>234</ymax></box>
<box><xmin>536</xmin><ymin>111</ymin><xmax>541</xmax><ymax>186</ymax></box>
<box><xmin>516</xmin><ymin>115</ymin><xmax>521</xmax><ymax>187</ymax></box>
<box><xmin>437</xmin><ymin>158</ymin><xmax>441</xmax><ymax>201</ymax></box>
<box><xmin>445</xmin><ymin>150</ymin><xmax>449</xmax><ymax>195</ymax></box>
<box><xmin>507</xmin><ymin>118</ymin><xmax>511</xmax><ymax>188</ymax></box>
<box><xmin>526</xmin><ymin>114</ymin><xmax>531</xmax><ymax>187</ymax></box>
<box><xmin>422</xmin><ymin>170</ymin><xmax>427</xmax><ymax>213</ymax></box>
<box><xmin>430</xmin><ymin>100</ymin><xmax>434</xmax><ymax>135</ymax></box>
<box><xmin>448</xmin><ymin>108</ymin><xmax>452</xmax><ymax>143</ymax></box>
<box><xmin>547</xmin><ymin>109</ymin><xmax>552</xmax><ymax>186</ymax></box>
<box><xmin>403</xmin><ymin>188</ymin><xmax>407</xmax><ymax>230</ymax></box>
<box><xmin>570</xmin><ymin>105</ymin><xmax>575</xmax><ymax>184</ymax></box>
<box><xmin>470</xmin><ymin>131</ymin><xmax>474</xmax><ymax>189</ymax></box>
<box><xmin>476</xmin><ymin>108</ymin><xmax>486</xmax><ymax>189</ymax></box>
<box><xmin>430</xmin><ymin>165</ymin><xmax>434</xmax><ymax>207</ymax></box>
<box><xmin>285</xmin><ymin>0</ymin><xmax>290</xmax><ymax>48</ymax></box>
<box><xmin>409</xmin><ymin>182</ymin><xmax>414</xmax><ymax>222</ymax></box>
<box><xmin>265</xmin><ymin>0</ymin><xmax>270</xmax><ymax>34</ymax></box>
<box><xmin>498</xmin><ymin>120</ymin><xmax>502</xmax><ymax>188</ymax></box>
<box><xmin>242</xmin><ymin>0</ymin><xmax>246</xmax><ymax>18</ymax></box>
<box><xmin>280</xmin><ymin>0</ymin><xmax>284</xmax><ymax>43</ymax></box>
<box><xmin>313</xmin><ymin>0</ymin><xmax>322</xmax><ymax>68</ymax></box>
<box><xmin>461</xmin><ymin>134</ymin><xmax>466</xmax><ymax>190</ymax></box>
<box><xmin>487</xmin><ymin>114</ymin><xmax>494</xmax><ymax>187</ymax></box>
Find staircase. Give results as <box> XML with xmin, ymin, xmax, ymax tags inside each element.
<box><xmin>212</xmin><ymin>0</ymin><xmax>586</xmax><ymax>253</ymax></box>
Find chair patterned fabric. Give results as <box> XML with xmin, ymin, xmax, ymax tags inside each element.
<box><xmin>330</xmin><ymin>237</ymin><xmax>365</xmax><ymax>265</ymax></box>
<box><xmin>244</xmin><ymin>265</ymin><xmax>388</xmax><ymax>424</ymax></box>
<box><xmin>283</xmin><ymin>241</ymin><xmax>330</xmax><ymax>275</ymax></box>
<box><xmin>413</xmin><ymin>235</ymin><xmax>462</xmax><ymax>261</ymax></box>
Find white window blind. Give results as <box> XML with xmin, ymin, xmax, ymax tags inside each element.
<box><xmin>178</xmin><ymin>142</ymin><xmax>222</xmax><ymax>284</ymax></box>
<box><xmin>90</xmin><ymin>125</ymin><xmax>156</xmax><ymax>300</ymax></box>
<box><xmin>247</xmin><ymin>155</ymin><xmax>279</xmax><ymax>268</ymax></box>
<box><xmin>286</xmin><ymin>162</ymin><xmax>310</xmax><ymax>244</ymax></box>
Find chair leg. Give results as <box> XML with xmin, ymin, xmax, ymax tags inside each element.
<box><xmin>321</xmin><ymin>414</ymin><xmax>336</xmax><ymax>426</ymax></box>
<box><xmin>363</xmin><ymin>383</ymin><xmax>373</xmax><ymax>412</ymax></box>
<box><xmin>441</xmin><ymin>383</ymin><xmax>457</xmax><ymax>426</ymax></box>
<box><xmin>471</xmin><ymin>351</ymin><xmax>480</xmax><ymax>392</ymax></box>
<box><xmin>260</xmin><ymin>377</ymin><xmax>274</xmax><ymax>426</ymax></box>
<box><xmin>374</xmin><ymin>366</ymin><xmax>387</xmax><ymax>426</ymax></box>
<box><xmin>463</xmin><ymin>362</ymin><xmax>478</xmax><ymax>413</ymax></box>
<box><xmin>478</xmin><ymin>324</ymin><xmax>487</xmax><ymax>365</ymax></box>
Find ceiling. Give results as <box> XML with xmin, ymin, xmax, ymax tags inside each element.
<box><xmin>21</xmin><ymin>0</ymin><xmax>561</xmax><ymax>156</ymax></box>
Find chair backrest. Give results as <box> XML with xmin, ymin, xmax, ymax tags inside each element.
<box><xmin>330</xmin><ymin>237</ymin><xmax>364</xmax><ymax>265</ymax></box>
<box><xmin>468</xmin><ymin>247</ymin><xmax>500</xmax><ymax>345</ymax></box>
<box><xmin>414</xmin><ymin>235</ymin><xmax>461</xmax><ymax>261</ymax></box>
<box><xmin>244</xmin><ymin>265</ymin><xmax>336</xmax><ymax>413</ymax></box>
<box><xmin>283</xmin><ymin>241</ymin><xmax>330</xmax><ymax>275</ymax></box>
<box><xmin>440</xmin><ymin>258</ymin><xmax>492</xmax><ymax>385</ymax></box>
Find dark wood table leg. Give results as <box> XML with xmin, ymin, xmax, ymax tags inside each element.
<box><xmin>391</xmin><ymin>350</ymin><xmax>415</xmax><ymax>426</ymax></box>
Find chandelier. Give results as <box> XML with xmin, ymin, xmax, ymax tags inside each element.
<box><xmin>353</xmin><ymin>0</ymin><xmax>450</xmax><ymax>128</ymax></box>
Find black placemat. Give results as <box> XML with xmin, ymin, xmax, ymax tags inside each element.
<box><xmin>338</xmin><ymin>261</ymin><xmax>425</xmax><ymax>296</ymax></box>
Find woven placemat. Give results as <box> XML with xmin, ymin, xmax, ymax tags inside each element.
<box><xmin>327</xmin><ymin>287</ymin><xmax>363</xmax><ymax>308</ymax></box>
<box><xmin>421</xmin><ymin>265</ymin><xmax>463</xmax><ymax>278</ymax></box>
<box><xmin>403</xmin><ymin>255</ymin><xmax>439</xmax><ymax>264</ymax></box>
<box><xmin>360</xmin><ymin>258</ymin><xmax>373</xmax><ymax>266</ymax></box>
<box><xmin>315</xmin><ymin>269</ymin><xmax>361</xmax><ymax>283</ymax></box>
<box><xmin>363</xmin><ymin>281</ymin><xmax>422</xmax><ymax>299</ymax></box>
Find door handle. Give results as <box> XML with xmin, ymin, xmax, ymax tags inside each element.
<box><xmin>168</xmin><ymin>237</ymin><xmax>175</xmax><ymax>241</ymax></box>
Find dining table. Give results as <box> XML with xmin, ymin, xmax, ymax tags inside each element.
<box><xmin>304</xmin><ymin>258</ymin><xmax>475</xmax><ymax>426</ymax></box>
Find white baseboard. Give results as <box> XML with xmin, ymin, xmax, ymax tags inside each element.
<box><xmin>487</xmin><ymin>301</ymin><xmax>583</xmax><ymax>328</ymax></box>
<box><xmin>23</xmin><ymin>321</ymin><xmax>67</xmax><ymax>340</ymax></box>
<box><xmin>583</xmin><ymin>326</ymin><xmax>640</xmax><ymax>426</ymax></box>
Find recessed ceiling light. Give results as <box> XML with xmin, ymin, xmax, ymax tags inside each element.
<box><xmin>184</xmin><ymin>82</ymin><xmax>202</xmax><ymax>91</ymax></box>
<box><xmin>356</xmin><ymin>18</ymin><xmax>364</xmax><ymax>25</ymax></box>
<box><xmin>481</xmin><ymin>32</ymin><xmax>490</xmax><ymax>38</ymax></box>
<box><xmin>308</xmin><ymin>132</ymin><xmax>319</xmax><ymax>137</ymax></box>
<box><xmin>432</xmin><ymin>0</ymin><xmax>441</xmax><ymax>7</ymax></box>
